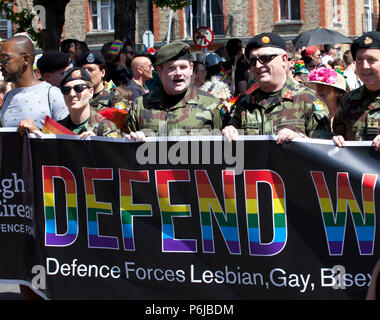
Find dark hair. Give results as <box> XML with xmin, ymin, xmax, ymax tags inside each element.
<box><xmin>61</xmin><ymin>39</ymin><xmax>79</xmax><ymax>53</ymax></box>
<box><xmin>226</xmin><ymin>38</ymin><xmax>242</xmax><ymax>57</ymax></box>
<box><xmin>193</xmin><ymin>60</ymin><xmax>206</xmax><ymax>73</ymax></box>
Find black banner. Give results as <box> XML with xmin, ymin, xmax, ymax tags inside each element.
<box><xmin>0</xmin><ymin>131</ymin><xmax>379</xmax><ymax>300</ymax></box>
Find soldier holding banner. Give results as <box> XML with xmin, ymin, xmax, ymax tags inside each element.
<box><xmin>332</xmin><ymin>31</ymin><xmax>380</xmax><ymax>151</ymax></box>
<box><xmin>222</xmin><ymin>32</ymin><xmax>331</xmax><ymax>144</ymax></box>
<box><xmin>125</xmin><ymin>41</ymin><xmax>226</xmax><ymax>140</ymax></box>
<box><xmin>17</xmin><ymin>67</ymin><xmax>121</xmax><ymax>138</ymax></box>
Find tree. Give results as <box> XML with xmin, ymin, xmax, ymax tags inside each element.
<box><xmin>33</xmin><ymin>0</ymin><xmax>70</xmax><ymax>51</ymax></box>
<box><xmin>114</xmin><ymin>0</ymin><xmax>136</xmax><ymax>44</ymax></box>
<box><xmin>0</xmin><ymin>0</ymin><xmax>43</xmax><ymax>47</ymax></box>
<box><xmin>113</xmin><ymin>0</ymin><xmax>191</xmax><ymax>44</ymax></box>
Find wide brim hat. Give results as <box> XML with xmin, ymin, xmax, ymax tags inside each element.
<box><xmin>306</xmin><ymin>68</ymin><xmax>347</xmax><ymax>93</ymax></box>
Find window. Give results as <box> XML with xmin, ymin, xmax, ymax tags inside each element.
<box><xmin>333</xmin><ymin>0</ymin><xmax>341</xmax><ymax>23</ymax></box>
<box><xmin>364</xmin><ymin>0</ymin><xmax>374</xmax><ymax>32</ymax></box>
<box><xmin>0</xmin><ymin>5</ymin><xmax>13</xmax><ymax>39</ymax></box>
<box><xmin>279</xmin><ymin>0</ymin><xmax>301</xmax><ymax>21</ymax></box>
<box><xmin>184</xmin><ymin>0</ymin><xmax>224</xmax><ymax>38</ymax></box>
<box><xmin>89</xmin><ymin>0</ymin><xmax>114</xmax><ymax>31</ymax></box>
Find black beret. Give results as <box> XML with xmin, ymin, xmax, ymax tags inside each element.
<box><xmin>351</xmin><ymin>31</ymin><xmax>380</xmax><ymax>60</ymax></box>
<box><xmin>77</xmin><ymin>51</ymin><xmax>105</xmax><ymax>66</ymax></box>
<box><xmin>154</xmin><ymin>41</ymin><xmax>192</xmax><ymax>66</ymax></box>
<box><xmin>37</xmin><ymin>51</ymin><xmax>70</xmax><ymax>72</ymax></box>
<box><xmin>245</xmin><ymin>33</ymin><xmax>286</xmax><ymax>59</ymax></box>
<box><xmin>60</xmin><ymin>67</ymin><xmax>92</xmax><ymax>87</ymax></box>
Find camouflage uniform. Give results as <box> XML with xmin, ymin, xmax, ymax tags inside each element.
<box><xmin>125</xmin><ymin>85</ymin><xmax>225</xmax><ymax>136</ymax></box>
<box><xmin>333</xmin><ymin>85</ymin><xmax>380</xmax><ymax>141</ymax></box>
<box><xmin>59</xmin><ymin>108</ymin><xmax>121</xmax><ymax>137</ymax></box>
<box><xmin>90</xmin><ymin>85</ymin><xmax>130</xmax><ymax>112</ymax></box>
<box><xmin>229</xmin><ymin>78</ymin><xmax>332</xmax><ymax>138</ymax></box>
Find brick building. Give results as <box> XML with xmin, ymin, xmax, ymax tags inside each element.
<box><xmin>0</xmin><ymin>0</ymin><xmax>378</xmax><ymax>52</ymax></box>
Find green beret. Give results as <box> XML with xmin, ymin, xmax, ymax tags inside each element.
<box><xmin>245</xmin><ymin>33</ymin><xmax>286</xmax><ymax>59</ymax></box>
<box><xmin>351</xmin><ymin>31</ymin><xmax>380</xmax><ymax>60</ymax></box>
<box><xmin>154</xmin><ymin>41</ymin><xmax>192</xmax><ymax>66</ymax></box>
<box><xmin>60</xmin><ymin>67</ymin><xmax>92</xmax><ymax>87</ymax></box>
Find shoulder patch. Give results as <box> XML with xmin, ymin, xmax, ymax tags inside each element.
<box><xmin>314</xmin><ymin>100</ymin><xmax>325</xmax><ymax>111</ymax></box>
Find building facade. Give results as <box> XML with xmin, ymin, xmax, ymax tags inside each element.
<box><xmin>1</xmin><ymin>0</ymin><xmax>379</xmax><ymax>52</ymax></box>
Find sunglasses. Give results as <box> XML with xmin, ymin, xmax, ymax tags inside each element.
<box><xmin>0</xmin><ymin>53</ymin><xmax>26</xmax><ymax>65</ymax></box>
<box><xmin>60</xmin><ymin>84</ymin><xmax>89</xmax><ymax>95</ymax></box>
<box><xmin>250</xmin><ymin>54</ymin><xmax>280</xmax><ymax>66</ymax></box>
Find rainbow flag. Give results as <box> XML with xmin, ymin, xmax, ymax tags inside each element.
<box><xmin>42</xmin><ymin>116</ymin><xmax>76</xmax><ymax>135</ymax></box>
<box><xmin>217</xmin><ymin>69</ymin><xmax>228</xmax><ymax>83</ymax></box>
<box><xmin>229</xmin><ymin>95</ymin><xmax>240</xmax><ymax>107</ymax></box>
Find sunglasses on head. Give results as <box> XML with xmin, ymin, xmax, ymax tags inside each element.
<box><xmin>60</xmin><ymin>84</ymin><xmax>89</xmax><ymax>95</ymax></box>
<box><xmin>250</xmin><ymin>53</ymin><xmax>280</xmax><ymax>66</ymax></box>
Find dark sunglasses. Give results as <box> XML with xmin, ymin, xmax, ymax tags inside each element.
<box><xmin>60</xmin><ymin>84</ymin><xmax>89</xmax><ymax>95</ymax></box>
<box><xmin>250</xmin><ymin>54</ymin><xmax>280</xmax><ymax>66</ymax></box>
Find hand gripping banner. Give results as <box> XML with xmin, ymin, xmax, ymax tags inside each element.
<box><xmin>0</xmin><ymin>131</ymin><xmax>379</xmax><ymax>299</ymax></box>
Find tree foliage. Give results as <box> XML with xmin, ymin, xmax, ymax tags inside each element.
<box><xmin>0</xmin><ymin>0</ymin><xmax>43</xmax><ymax>47</ymax></box>
<box><xmin>153</xmin><ymin>0</ymin><xmax>191</xmax><ymax>11</ymax></box>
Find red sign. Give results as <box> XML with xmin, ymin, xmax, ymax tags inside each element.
<box><xmin>193</xmin><ymin>26</ymin><xmax>214</xmax><ymax>48</ymax></box>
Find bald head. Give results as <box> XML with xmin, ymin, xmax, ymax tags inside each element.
<box><xmin>5</xmin><ymin>36</ymin><xmax>35</xmax><ymax>56</ymax></box>
<box><xmin>131</xmin><ymin>56</ymin><xmax>154</xmax><ymax>82</ymax></box>
<box><xmin>131</xmin><ymin>56</ymin><xmax>150</xmax><ymax>72</ymax></box>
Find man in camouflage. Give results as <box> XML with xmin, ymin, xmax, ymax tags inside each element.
<box><xmin>77</xmin><ymin>51</ymin><xmax>130</xmax><ymax>112</ymax></box>
<box><xmin>18</xmin><ymin>67</ymin><xmax>121</xmax><ymax>138</ymax></box>
<box><xmin>125</xmin><ymin>41</ymin><xmax>225</xmax><ymax>140</ymax></box>
<box><xmin>333</xmin><ymin>31</ymin><xmax>380</xmax><ymax>151</ymax></box>
<box><xmin>222</xmin><ymin>32</ymin><xmax>331</xmax><ymax>143</ymax></box>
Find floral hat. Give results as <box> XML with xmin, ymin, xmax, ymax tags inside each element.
<box><xmin>306</xmin><ymin>67</ymin><xmax>347</xmax><ymax>93</ymax></box>
<box><xmin>293</xmin><ymin>60</ymin><xmax>309</xmax><ymax>74</ymax></box>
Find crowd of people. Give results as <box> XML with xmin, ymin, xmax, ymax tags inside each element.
<box><xmin>0</xmin><ymin>30</ymin><xmax>378</xmax><ymax>150</ymax></box>
<box><xmin>0</xmin><ymin>29</ymin><xmax>380</xmax><ymax>299</ymax></box>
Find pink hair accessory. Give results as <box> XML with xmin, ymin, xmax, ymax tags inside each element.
<box><xmin>308</xmin><ymin>67</ymin><xmax>338</xmax><ymax>84</ymax></box>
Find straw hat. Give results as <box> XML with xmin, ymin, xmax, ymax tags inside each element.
<box><xmin>306</xmin><ymin>67</ymin><xmax>347</xmax><ymax>93</ymax></box>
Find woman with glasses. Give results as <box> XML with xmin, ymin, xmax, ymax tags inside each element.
<box><xmin>17</xmin><ymin>68</ymin><xmax>121</xmax><ymax>138</ymax></box>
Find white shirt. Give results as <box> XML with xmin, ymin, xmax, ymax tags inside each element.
<box><xmin>1</xmin><ymin>81</ymin><xmax>68</xmax><ymax>129</ymax></box>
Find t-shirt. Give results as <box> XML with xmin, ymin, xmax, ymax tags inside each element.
<box><xmin>1</xmin><ymin>81</ymin><xmax>68</xmax><ymax>129</ymax></box>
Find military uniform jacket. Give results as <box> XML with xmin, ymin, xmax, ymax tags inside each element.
<box><xmin>125</xmin><ymin>85</ymin><xmax>224</xmax><ymax>136</ymax></box>
<box><xmin>59</xmin><ymin>108</ymin><xmax>121</xmax><ymax>137</ymax></box>
<box><xmin>90</xmin><ymin>85</ymin><xmax>130</xmax><ymax>112</ymax></box>
<box><xmin>229</xmin><ymin>78</ymin><xmax>331</xmax><ymax>138</ymax></box>
<box><xmin>333</xmin><ymin>85</ymin><xmax>380</xmax><ymax>141</ymax></box>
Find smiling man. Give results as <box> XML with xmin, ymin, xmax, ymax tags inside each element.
<box><xmin>222</xmin><ymin>32</ymin><xmax>331</xmax><ymax>143</ymax></box>
<box><xmin>333</xmin><ymin>31</ymin><xmax>380</xmax><ymax>151</ymax></box>
<box><xmin>125</xmin><ymin>41</ymin><xmax>225</xmax><ymax>139</ymax></box>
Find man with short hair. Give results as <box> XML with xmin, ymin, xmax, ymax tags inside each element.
<box><xmin>125</xmin><ymin>41</ymin><xmax>225</xmax><ymax>140</ymax></box>
<box><xmin>223</xmin><ymin>32</ymin><xmax>331</xmax><ymax>143</ymax></box>
<box><xmin>0</xmin><ymin>35</ymin><xmax>68</xmax><ymax>129</ymax></box>
<box><xmin>37</xmin><ymin>50</ymin><xmax>71</xmax><ymax>87</ymax></box>
<box><xmin>126</xmin><ymin>55</ymin><xmax>154</xmax><ymax>102</ymax></box>
<box><xmin>333</xmin><ymin>31</ymin><xmax>380</xmax><ymax>151</ymax></box>
<box><xmin>105</xmin><ymin>40</ymin><xmax>133</xmax><ymax>86</ymax></box>
<box><xmin>321</xmin><ymin>44</ymin><xmax>340</xmax><ymax>67</ymax></box>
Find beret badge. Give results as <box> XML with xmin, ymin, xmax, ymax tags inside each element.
<box><xmin>86</xmin><ymin>53</ymin><xmax>95</xmax><ymax>63</ymax></box>
<box><xmin>261</xmin><ymin>36</ymin><xmax>271</xmax><ymax>44</ymax></box>
<box><xmin>364</xmin><ymin>36</ymin><xmax>373</xmax><ymax>45</ymax></box>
